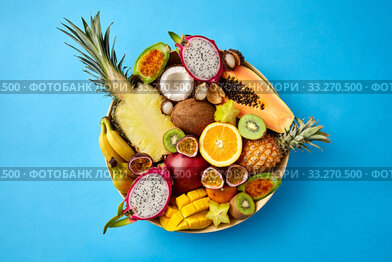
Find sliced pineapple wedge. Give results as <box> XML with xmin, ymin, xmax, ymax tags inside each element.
<box><xmin>114</xmin><ymin>84</ymin><xmax>175</xmax><ymax>162</ymax></box>
<box><xmin>60</xmin><ymin>14</ymin><xmax>175</xmax><ymax>162</ymax></box>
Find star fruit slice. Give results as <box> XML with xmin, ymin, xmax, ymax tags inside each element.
<box><xmin>205</xmin><ymin>200</ymin><xmax>230</xmax><ymax>227</ymax></box>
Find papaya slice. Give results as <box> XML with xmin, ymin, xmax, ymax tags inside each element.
<box><xmin>221</xmin><ymin>66</ymin><xmax>294</xmax><ymax>133</ymax></box>
<box><xmin>238</xmin><ymin>173</ymin><xmax>281</xmax><ymax>200</ymax></box>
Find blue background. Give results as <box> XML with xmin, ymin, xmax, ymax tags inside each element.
<box><xmin>0</xmin><ymin>0</ymin><xmax>391</xmax><ymax>261</ymax></box>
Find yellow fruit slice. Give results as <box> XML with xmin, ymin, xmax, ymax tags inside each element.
<box><xmin>175</xmin><ymin>194</ymin><xmax>190</xmax><ymax>210</ymax></box>
<box><xmin>164</xmin><ymin>206</ymin><xmax>178</xmax><ymax>218</ymax></box>
<box><xmin>180</xmin><ymin>197</ymin><xmax>210</xmax><ymax>218</ymax></box>
<box><xmin>165</xmin><ymin>211</ymin><xmax>184</xmax><ymax>231</ymax></box>
<box><xmin>187</xmin><ymin>188</ymin><xmax>207</xmax><ymax>202</ymax></box>
<box><xmin>159</xmin><ymin>215</ymin><xmax>170</xmax><ymax>228</ymax></box>
<box><xmin>199</xmin><ymin>122</ymin><xmax>242</xmax><ymax>167</ymax></box>
<box><xmin>160</xmin><ymin>188</ymin><xmax>213</xmax><ymax>231</ymax></box>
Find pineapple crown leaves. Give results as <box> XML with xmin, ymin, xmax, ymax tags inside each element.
<box><xmin>58</xmin><ymin>12</ymin><xmax>132</xmax><ymax>96</ymax></box>
<box><xmin>279</xmin><ymin>117</ymin><xmax>330</xmax><ymax>153</ymax></box>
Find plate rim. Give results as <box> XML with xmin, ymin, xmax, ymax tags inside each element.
<box><xmin>105</xmin><ymin>55</ymin><xmax>289</xmax><ymax>233</ymax></box>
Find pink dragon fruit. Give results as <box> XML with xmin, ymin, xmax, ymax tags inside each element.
<box><xmin>123</xmin><ymin>164</ymin><xmax>172</xmax><ymax>220</ymax></box>
<box><xmin>103</xmin><ymin>164</ymin><xmax>172</xmax><ymax>234</ymax></box>
<box><xmin>169</xmin><ymin>32</ymin><xmax>223</xmax><ymax>83</ymax></box>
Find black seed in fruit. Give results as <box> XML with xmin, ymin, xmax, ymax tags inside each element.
<box><xmin>226</xmin><ymin>164</ymin><xmax>249</xmax><ymax>187</ymax></box>
<box><xmin>238</xmin><ymin>114</ymin><xmax>266</xmax><ymax>140</ymax></box>
<box><xmin>229</xmin><ymin>192</ymin><xmax>255</xmax><ymax>219</ymax></box>
<box><xmin>128</xmin><ymin>153</ymin><xmax>153</xmax><ymax>175</ymax></box>
<box><xmin>176</xmin><ymin>135</ymin><xmax>198</xmax><ymax>157</ymax></box>
<box><xmin>201</xmin><ymin>167</ymin><xmax>224</xmax><ymax>189</ymax></box>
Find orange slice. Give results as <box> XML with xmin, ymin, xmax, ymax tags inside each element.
<box><xmin>199</xmin><ymin>122</ymin><xmax>242</xmax><ymax>167</ymax></box>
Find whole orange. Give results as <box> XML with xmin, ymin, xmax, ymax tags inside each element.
<box><xmin>206</xmin><ymin>185</ymin><xmax>237</xmax><ymax>203</ymax></box>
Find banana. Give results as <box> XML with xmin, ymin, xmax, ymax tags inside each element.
<box><xmin>99</xmin><ymin>120</ymin><xmax>124</xmax><ymax>162</ymax></box>
<box><xmin>117</xmin><ymin>162</ymin><xmax>138</xmax><ymax>179</ymax></box>
<box><xmin>101</xmin><ymin>117</ymin><xmax>135</xmax><ymax>162</ymax></box>
<box><xmin>109</xmin><ymin>164</ymin><xmax>134</xmax><ymax>194</ymax></box>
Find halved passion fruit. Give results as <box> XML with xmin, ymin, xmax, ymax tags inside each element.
<box><xmin>201</xmin><ymin>167</ymin><xmax>224</xmax><ymax>189</ymax></box>
<box><xmin>226</xmin><ymin>164</ymin><xmax>249</xmax><ymax>187</ymax></box>
<box><xmin>128</xmin><ymin>153</ymin><xmax>153</xmax><ymax>175</ymax></box>
<box><xmin>176</xmin><ymin>135</ymin><xmax>198</xmax><ymax>157</ymax></box>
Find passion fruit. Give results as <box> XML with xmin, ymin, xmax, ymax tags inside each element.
<box><xmin>128</xmin><ymin>153</ymin><xmax>153</xmax><ymax>175</ymax></box>
<box><xmin>226</xmin><ymin>164</ymin><xmax>249</xmax><ymax>187</ymax></box>
<box><xmin>176</xmin><ymin>135</ymin><xmax>198</xmax><ymax>157</ymax></box>
<box><xmin>201</xmin><ymin>167</ymin><xmax>224</xmax><ymax>189</ymax></box>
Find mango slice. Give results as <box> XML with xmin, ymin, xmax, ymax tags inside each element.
<box><xmin>181</xmin><ymin>197</ymin><xmax>210</xmax><ymax>218</ymax></box>
<box><xmin>159</xmin><ymin>215</ymin><xmax>170</xmax><ymax>228</ymax></box>
<box><xmin>176</xmin><ymin>194</ymin><xmax>190</xmax><ymax>210</ymax></box>
<box><xmin>165</xmin><ymin>211</ymin><xmax>184</xmax><ymax>231</ymax></box>
<box><xmin>175</xmin><ymin>220</ymin><xmax>189</xmax><ymax>231</ymax></box>
<box><xmin>183</xmin><ymin>211</ymin><xmax>212</xmax><ymax>230</ymax></box>
<box><xmin>160</xmin><ymin>188</ymin><xmax>212</xmax><ymax>231</ymax></box>
<box><xmin>165</xmin><ymin>206</ymin><xmax>178</xmax><ymax>217</ymax></box>
<box><xmin>187</xmin><ymin>188</ymin><xmax>207</xmax><ymax>202</ymax></box>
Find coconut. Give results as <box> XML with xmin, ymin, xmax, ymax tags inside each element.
<box><xmin>159</xmin><ymin>65</ymin><xmax>194</xmax><ymax>102</ymax></box>
<box><xmin>171</xmin><ymin>98</ymin><xmax>215</xmax><ymax>137</ymax></box>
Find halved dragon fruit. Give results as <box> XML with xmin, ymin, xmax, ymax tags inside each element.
<box><xmin>169</xmin><ymin>32</ymin><xmax>223</xmax><ymax>83</ymax></box>
<box><xmin>124</xmin><ymin>164</ymin><xmax>172</xmax><ymax>220</ymax></box>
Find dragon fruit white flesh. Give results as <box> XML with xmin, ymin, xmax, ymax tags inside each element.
<box><xmin>169</xmin><ymin>32</ymin><xmax>223</xmax><ymax>83</ymax></box>
<box><xmin>124</xmin><ymin>165</ymin><xmax>172</xmax><ymax>220</ymax></box>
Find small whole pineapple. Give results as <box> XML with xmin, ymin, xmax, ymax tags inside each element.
<box><xmin>238</xmin><ymin>117</ymin><xmax>330</xmax><ymax>174</ymax></box>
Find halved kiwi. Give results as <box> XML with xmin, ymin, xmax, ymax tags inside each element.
<box><xmin>163</xmin><ymin>128</ymin><xmax>185</xmax><ymax>153</ymax></box>
<box><xmin>229</xmin><ymin>192</ymin><xmax>255</xmax><ymax>219</ymax></box>
<box><xmin>238</xmin><ymin>114</ymin><xmax>266</xmax><ymax>140</ymax></box>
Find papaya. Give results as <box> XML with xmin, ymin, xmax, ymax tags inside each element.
<box><xmin>221</xmin><ymin>65</ymin><xmax>294</xmax><ymax>133</ymax></box>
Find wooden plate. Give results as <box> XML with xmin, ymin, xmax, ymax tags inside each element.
<box><xmin>105</xmin><ymin>51</ymin><xmax>289</xmax><ymax>233</ymax></box>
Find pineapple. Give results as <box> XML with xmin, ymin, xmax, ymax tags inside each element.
<box><xmin>238</xmin><ymin>117</ymin><xmax>330</xmax><ymax>174</ymax></box>
<box><xmin>114</xmin><ymin>84</ymin><xmax>174</xmax><ymax>161</ymax></box>
<box><xmin>60</xmin><ymin>13</ymin><xmax>174</xmax><ymax>161</ymax></box>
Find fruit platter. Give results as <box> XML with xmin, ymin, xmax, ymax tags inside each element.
<box><xmin>61</xmin><ymin>13</ymin><xmax>330</xmax><ymax>233</ymax></box>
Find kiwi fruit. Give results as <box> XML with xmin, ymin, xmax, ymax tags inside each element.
<box><xmin>163</xmin><ymin>128</ymin><xmax>185</xmax><ymax>153</ymax></box>
<box><xmin>238</xmin><ymin>114</ymin><xmax>266</xmax><ymax>140</ymax></box>
<box><xmin>229</xmin><ymin>192</ymin><xmax>255</xmax><ymax>219</ymax></box>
